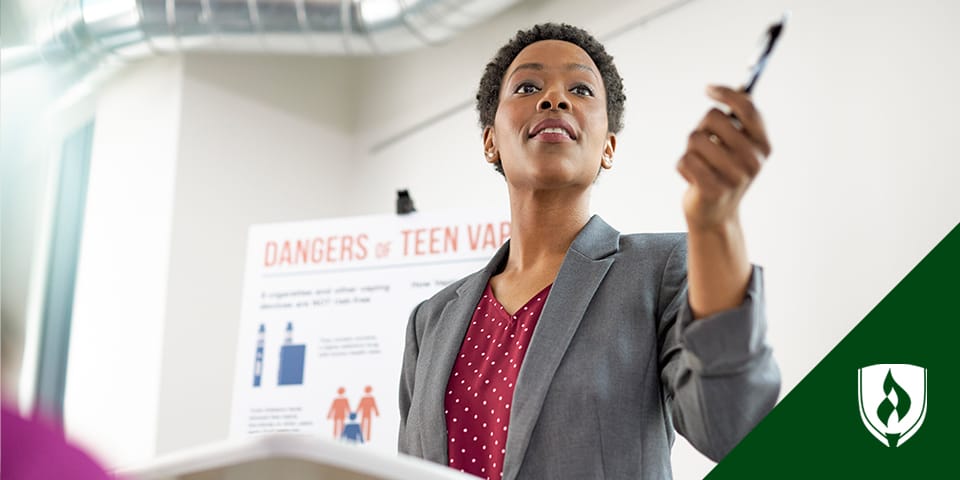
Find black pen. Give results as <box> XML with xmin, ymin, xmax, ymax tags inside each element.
<box><xmin>743</xmin><ymin>11</ymin><xmax>790</xmax><ymax>94</ymax></box>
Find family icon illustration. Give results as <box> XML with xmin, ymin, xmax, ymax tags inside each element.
<box><xmin>327</xmin><ymin>386</ymin><xmax>380</xmax><ymax>443</ymax></box>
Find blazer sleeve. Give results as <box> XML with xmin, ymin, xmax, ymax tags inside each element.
<box><xmin>398</xmin><ymin>301</ymin><xmax>423</xmax><ymax>455</ymax></box>
<box><xmin>656</xmin><ymin>237</ymin><xmax>781</xmax><ymax>461</ymax></box>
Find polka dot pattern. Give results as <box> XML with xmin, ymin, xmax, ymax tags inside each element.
<box><xmin>445</xmin><ymin>283</ymin><xmax>551</xmax><ymax>480</ymax></box>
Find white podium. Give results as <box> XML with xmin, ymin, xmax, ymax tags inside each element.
<box><xmin>117</xmin><ymin>434</ymin><xmax>477</xmax><ymax>480</ymax></box>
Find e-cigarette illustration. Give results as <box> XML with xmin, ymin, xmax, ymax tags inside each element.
<box><xmin>278</xmin><ymin>321</ymin><xmax>306</xmax><ymax>386</ymax></box>
<box><xmin>253</xmin><ymin>323</ymin><xmax>265</xmax><ymax>387</ymax></box>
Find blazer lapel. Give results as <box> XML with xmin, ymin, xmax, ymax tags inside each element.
<box><xmin>502</xmin><ymin>216</ymin><xmax>620</xmax><ymax>480</ymax></box>
<box><xmin>418</xmin><ymin>242</ymin><xmax>511</xmax><ymax>464</ymax></box>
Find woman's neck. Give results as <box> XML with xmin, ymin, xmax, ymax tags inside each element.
<box><xmin>503</xmin><ymin>186</ymin><xmax>591</xmax><ymax>274</ymax></box>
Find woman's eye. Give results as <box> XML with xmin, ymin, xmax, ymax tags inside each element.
<box><xmin>572</xmin><ymin>85</ymin><xmax>594</xmax><ymax>96</ymax></box>
<box><xmin>514</xmin><ymin>83</ymin><xmax>539</xmax><ymax>94</ymax></box>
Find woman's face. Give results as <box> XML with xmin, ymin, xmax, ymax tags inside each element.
<box><xmin>485</xmin><ymin>40</ymin><xmax>616</xmax><ymax>190</ymax></box>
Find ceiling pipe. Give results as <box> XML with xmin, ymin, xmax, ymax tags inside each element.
<box><xmin>4</xmin><ymin>0</ymin><xmax>520</xmax><ymax>73</ymax></box>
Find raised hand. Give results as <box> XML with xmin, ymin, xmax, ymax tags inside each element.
<box><xmin>677</xmin><ymin>85</ymin><xmax>772</xmax><ymax>231</ymax></box>
<box><xmin>677</xmin><ymin>85</ymin><xmax>772</xmax><ymax>318</ymax></box>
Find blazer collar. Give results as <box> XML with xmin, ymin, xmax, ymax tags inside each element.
<box><xmin>502</xmin><ymin>215</ymin><xmax>619</xmax><ymax>480</ymax></box>
<box><xmin>418</xmin><ymin>240</ymin><xmax>510</xmax><ymax>464</ymax></box>
<box><xmin>416</xmin><ymin>215</ymin><xmax>621</xmax><ymax>472</ymax></box>
<box><xmin>567</xmin><ymin>214</ymin><xmax>621</xmax><ymax>260</ymax></box>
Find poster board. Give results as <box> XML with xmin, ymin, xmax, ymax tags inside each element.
<box><xmin>229</xmin><ymin>211</ymin><xmax>510</xmax><ymax>454</ymax></box>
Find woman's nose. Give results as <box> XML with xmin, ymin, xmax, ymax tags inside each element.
<box><xmin>537</xmin><ymin>89</ymin><xmax>569</xmax><ymax>111</ymax></box>
<box><xmin>538</xmin><ymin>100</ymin><xmax>569</xmax><ymax>110</ymax></box>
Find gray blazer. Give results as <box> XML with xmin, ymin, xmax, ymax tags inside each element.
<box><xmin>399</xmin><ymin>216</ymin><xmax>780</xmax><ymax>479</ymax></box>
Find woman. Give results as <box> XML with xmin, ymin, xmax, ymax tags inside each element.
<box><xmin>399</xmin><ymin>23</ymin><xmax>780</xmax><ymax>480</ymax></box>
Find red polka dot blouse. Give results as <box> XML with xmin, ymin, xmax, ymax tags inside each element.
<box><xmin>444</xmin><ymin>283</ymin><xmax>552</xmax><ymax>480</ymax></box>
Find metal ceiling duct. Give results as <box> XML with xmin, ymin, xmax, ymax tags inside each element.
<box><xmin>9</xmin><ymin>0</ymin><xmax>519</xmax><ymax>71</ymax></box>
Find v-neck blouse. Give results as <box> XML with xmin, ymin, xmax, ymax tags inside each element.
<box><xmin>443</xmin><ymin>282</ymin><xmax>552</xmax><ymax>480</ymax></box>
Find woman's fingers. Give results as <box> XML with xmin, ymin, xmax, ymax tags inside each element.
<box><xmin>678</xmin><ymin>84</ymin><xmax>773</xmax><ymax>228</ymax></box>
<box><xmin>686</xmin><ymin>130</ymin><xmax>748</xmax><ymax>188</ymax></box>
<box><xmin>695</xmin><ymin>108</ymin><xmax>764</xmax><ymax>180</ymax></box>
<box><xmin>705</xmin><ymin>85</ymin><xmax>772</xmax><ymax>159</ymax></box>
<box><xmin>677</xmin><ymin>149</ymin><xmax>725</xmax><ymax>196</ymax></box>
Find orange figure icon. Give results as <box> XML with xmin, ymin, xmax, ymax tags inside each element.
<box><xmin>327</xmin><ymin>387</ymin><xmax>351</xmax><ymax>438</ymax></box>
<box><xmin>356</xmin><ymin>385</ymin><xmax>380</xmax><ymax>442</ymax></box>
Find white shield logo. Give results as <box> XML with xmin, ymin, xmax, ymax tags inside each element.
<box><xmin>858</xmin><ymin>364</ymin><xmax>927</xmax><ymax>447</ymax></box>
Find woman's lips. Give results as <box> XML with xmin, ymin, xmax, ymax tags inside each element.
<box><xmin>528</xmin><ymin>119</ymin><xmax>577</xmax><ymax>142</ymax></box>
<box><xmin>531</xmin><ymin>130</ymin><xmax>575</xmax><ymax>142</ymax></box>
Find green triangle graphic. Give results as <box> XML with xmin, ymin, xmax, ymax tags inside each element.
<box><xmin>707</xmin><ymin>222</ymin><xmax>960</xmax><ymax>478</ymax></box>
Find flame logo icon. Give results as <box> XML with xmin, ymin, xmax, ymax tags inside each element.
<box><xmin>877</xmin><ymin>369</ymin><xmax>911</xmax><ymax>428</ymax></box>
<box><xmin>858</xmin><ymin>364</ymin><xmax>927</xmax><ymax>448</ymax></box>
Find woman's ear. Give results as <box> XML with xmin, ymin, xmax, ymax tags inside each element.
<box><xmin>601</xmin><ymin>132</ymin><xmax>617</xmax><ymax>169</ymax></box>
<box><xmin>482</xmin><ymin>126</ymin><xmax>498</xmax><ymax>164</ymax></box>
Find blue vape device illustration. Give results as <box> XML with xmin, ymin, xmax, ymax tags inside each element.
<box><xmin>278</xmin><ymin>321</ymin><xmax>306</xmax><ymax>386</ymax></box>
<box><xmin>253</xmin><ymin>323</ymin><xmax>265</xmax><ymax>387</ymax></box>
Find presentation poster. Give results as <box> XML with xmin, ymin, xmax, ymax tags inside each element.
<box><xmin>229</xmin><ymin>211</ymin><xmax>509</xmax><ymax>454</ymax></box>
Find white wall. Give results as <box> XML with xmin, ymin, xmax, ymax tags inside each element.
<box><xmin>65</xmin><ymin>55</ymin><xmax>184</xmax><ymax>466</ymax></box>
<box><xmin>154</xmin><ymin>54</ymin><xmax>358</xmax><ymax>454</ymax></box>
<box><xmin>57</xmin><ymin>0</ymin><xmax>960</xmax><ymax>478</ymax></box>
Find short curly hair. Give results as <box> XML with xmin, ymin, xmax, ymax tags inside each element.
<box><xmin>476</xmin><ymin>23</ymin><xmax>626</xmax><ymax>173</ymax></box>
